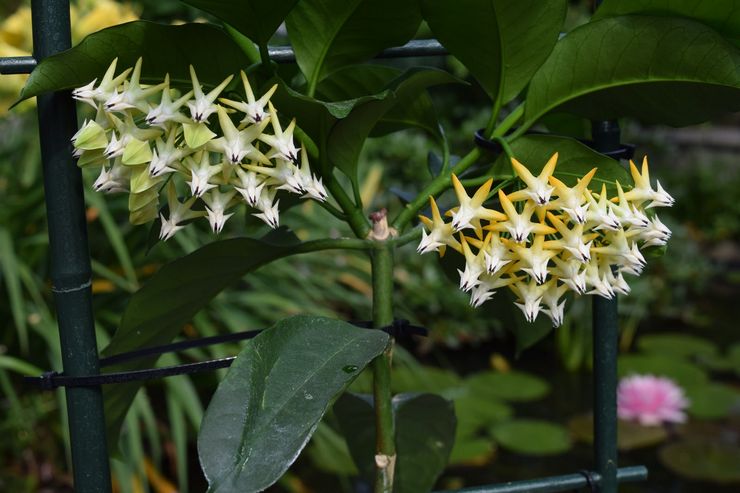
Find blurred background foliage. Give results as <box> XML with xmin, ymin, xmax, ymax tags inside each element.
<box><xmin>1</xmin><ymin>0</ymin><xmax>738</xmax><ymax>492</ymax></box>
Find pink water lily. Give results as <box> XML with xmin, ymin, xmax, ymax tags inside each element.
<box><xmin>617</xmin><ymin>374</ymin><xmax>689</xmax><ymax>426</ymax></box>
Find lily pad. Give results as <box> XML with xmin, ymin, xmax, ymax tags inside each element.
<box><xmin>455</xmin><ymin>393</ymin><xmax>513</xmax><ymax>439</ymax></box>
<box><xmin>684</xmin><ymin>383</ymin><xmax>740</xmax><ymax>420</ymax></box>
<box><xmin>464</xmin><ymin>370</ymin><xmax>550</xmax><ymax>402</ymax></box>
<box><xmin>490</xmin><ymin>419</ymin><xmax>572</xmax><ymax>456</ymax></box>
<box><xmin>637</xmin><ymin>333</ymin><xmax>718</xmax><ymax>360</ymax></box>
<box><xmin>448</xmin><ymin>438</ymin><xmax>496</xmax><ymax>466</ymax></box>
<box><xmin>568</xmin><ymin>413</ymin><xmax>668</xmax><ymax>451</ymax></box>
<box><xmin>659</xmin><ymin>440</ymin><xmax>740</xmax><ymax>483</ymax></box>
<box><xmin>618</xmin><ymin>354</ymin><xmax>708</xmax><ymax>388</ymax></box>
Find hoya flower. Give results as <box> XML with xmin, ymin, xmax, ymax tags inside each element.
<box><xmin>457</xmin><ymin>234</ymin><xmax>488</xmax><ymax>292</ymax></box>
<box><xmin>203</xmin><ymin>189</ymin><xmax>236</xmax><ymax>234</ymax></box>
<box><xmin>159</xmin><ymin>183</ymin><xmax>202</xmax><ymax>241</ymax></box>
<box><xmin>621</xmin><ymin>157</ymin><xmax>675</xmax><ymax>208</ymax></box>
<box><xmin>219</xmin><ymin>71</ymin><xmax>277</xmax><ymax>125</ymax></box>
<box><xmin>612</xmin><ymin>182</ymin><xmax>650</xmax><ymax>229</ymax></box>
<box><xmin>636</xmin><ymin>215</ymin><xmax>672</xmax><ymax>247</ymax></box>
<box><xmin>547</xmin><ymin>168</ymin><xmax>596</xmax><ymax>224</ymax></box>
<box><xmin>93</xmin><ymin>161</ymin><xmax>129</xmax><ymax>193</ymax></box>
<box><xmin>145</xmin><ymin>75</ymin><xmax>194</xmax><ymax>128</ymax></box>
<box><xmin>448</xmin><ymin>175</ymin><xmax>506</xmax><ymax>233</ymax></box>
<box><xmin>617</xmin><ymin>375</ymin><xmax>689</xmax><ymax>426</ymax></box>
<box><xmin>507</xmin><ymin>153</ymin><xmax>558</xmax><ymax>205</ymax></box>
<box><xmin>187</xmin><ymin>66</ymin><xmax>234</xmax><ymax>123</ymax></box>
<box><xmin>259</xmin><ymin>102</ymin><xmax>300</xmax><ymax>164</ymax></box>
<box><xmin>469</xmin><ymin>269</ymin><xmax>518</xmax><ymax>308</ymax></box>
<box><xmin>72</xmin><ymin>57</ymin><xmax>131</xmax><ymax>108</ymax></box>
<box><xmin>584</xmin><ymin>256</ymin><xmax>615</xmax><ymax>299</ymax></box>
<box><xmin>511</xmin><ymin>279</ymin><xmax>547</xmax><ymax>322</ymax></box>
<box><xmin>296</xmin><ymin>148</ymin><xmax>327</xmax><ymax>201</ymax></box>
<box><xmin>104</xmin><ymin>58</ymin><xmax>167</xmax><ymax>112</ymax></box>
<box><xmin>551</xmin><ymin>256</ymin><xmax>587</xmax><ymax>294</ymax></box>
<box><xmin>210</xmin><ymin>105</ymin><xmax>270</xmax><ymax>164</ymax></box>
<box><xmin>506</xmin><ymin>234</ymin><xmax>557</xmax><ymax>284</ymax></box>
<box><xmin>593</xmin><ymin>229</ymin><xmax>646</xmax><ymax>276</ymax></box>
<box><xmin>418</xmin><ymin>197</ymin><xmax>460</xmax><ymax>255</ymax></box>
<box><xmin>585</xmin><ymin>185</ymin><xmax>621</xmax><ymax>231</ymax></box>
<box><xmin>545</xmin><ymin>212</ymin><xmax>594</xmax><ymax>263</ymax></box>
<box><xmin>185</xmin><ymin>152</ymin><xmax>222</xmax><ymax>197</ymax></box>
<box><xmin>490</xmin><ymin>190</ymin><xmax>555</xmax><ymax>243</ymax></box>
<box><xmin>253</xmin><ymin>187</ymin><xmax>280</xmax><ymax>229</ymax></box>
<box><xmin>233</xmin><ymin>167</ymin><xmax>265</xmax><ymax>207</ymax></box>
<box><xmin>541</xmin><ymin>280</ymin><xmax>568</xmax><ymax>327</ymax></box>
<box><xmin>103</xmin><ymin>112</ymin><xmax>161</xmax><ymax>159</ymax></box>
<box><xmin>481</xmin><ymin>232</ymin><xmax>512</xmax><ymax>274</ymax></box>
<box><xmin>149</xmin><ymin>128</ymin><xmax>189</xmax><ymax>177</ymax></box>
<box><xmin>71</xmin><ymin>119</ymin><xmax>108</xmax><ymax>151</ymax></box>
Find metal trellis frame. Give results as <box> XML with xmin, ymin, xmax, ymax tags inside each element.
<box><xmin>0</xmin><ymin>1</ymin><xmax>647</xmax><ymax>492</ymax></box>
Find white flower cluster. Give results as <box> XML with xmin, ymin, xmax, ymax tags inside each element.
<box><xmin>417</xmin><ymin>153</ymin><xmax>674</xmax><ymax>327</ymax></box>
<box><xmin>70</xmin><ymin>58</ymin><xmax>327</xmax><ymax>240</ymax></box>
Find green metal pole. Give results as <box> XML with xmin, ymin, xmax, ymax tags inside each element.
<box><xmin>590</xmin><ymin>120</ymin><xmax>621</xmax><ymax>493</ymax></box>
<box><xmin>31</xmin><ymin>1</ymin><xmax>113</xmax><ymax>491</ymax></box>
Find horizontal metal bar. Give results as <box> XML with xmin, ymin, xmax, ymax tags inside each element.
<box><xmin>437</xmin><ymin>466</ymin><xmax>648</xmax><ymax>493</ymax></box>
<box><xmin>0</xmin><ymin>56</ymin><xmax>37</xmax><ymax>74</ymax></box>
<box><xmin>269</xmin><ymin>38</ymin><xmax>446</xmax><ymax>63</ymax></box>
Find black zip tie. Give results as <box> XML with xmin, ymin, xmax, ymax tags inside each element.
<box><xmin>26</xmin><ymin>319</ymin><xmax>427</xmax><ymax>390</ymax></box>
<box><xmin>473</xmin><ymin>128</ymin><xmax>635</xmax><ymax>161</ymax></box>
<box><xmin>577</xmin><ymin>469</ymin><xmax>598</xmax><ymax>492</ymax></box>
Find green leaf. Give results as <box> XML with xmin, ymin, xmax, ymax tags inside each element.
<box><xmin>568</xmin><ymin>413</ymin><xmax>669</xmax><ymax>451</ymax></box>
<box><xmin>317</xmin><ymin>65</ymin><xmax>446</xmax><ymax>142</ymax></box>
<box><xmin>306</xmin><ymin>422</ymin><xmax>359</xmax><ymax>476</ymax></box>
<box><xmin>421</xmin><ymin>0</ymin><xmax>566</xmax><ymax>103</ymax></box>
<box><xmin>198</xmin><ymin>316</ymin><xmax>388</xmax><ymax>493</ymax></box>
<box><xmin>618</xmin><ymin>354</ymin><xmax>709</xmax><ymax>387</ymax></box>
<box><xmin>182</xmin><ymin>0</ymin><xmax>299</xmax><ymax>46</ymax></box>
<box><xmin>19</xmin><ymin>21</ymin><xmax>250</xmax><ymax>101</ymax></box>
<box><xmin>102</xmin><ymin>229</ymin><xmax>308</xmax><ymax>450</ymax></box>
<box><xmin>455</xmin><ymin>392</ymin><xmax>513</xmax><ymax>439</ymax></box>
<box><xmin>659</xmin><ymin>440</ymin><xmax>740</xmax><ymax>483</ymax></box>
<box><xmin>464</xmin><ymin>370</ymin><xmax>550</xmax><ymax>402</ymax></box>
<box><xmin>593</xmin><ymin>0</ymin><xmax>740</xmax><ymax>46</ymax></box>
<box><xmin>334</xmin><ymin>392</ymin><xmax>456</xmax><ymax>493</ymax></box>
<box><xmin>448</xmin><ymin>438</ymin><xmax>495</xmax><ymax>466</ymax></box>
<box><xmin>685</xmin><ymin>383</ymin><xmax>740</xmax><ymax>419</ymax></box>
<box><xmin>492</xmin><ymin>135</ymin><xmax>631</xmax><ymax>193</ymax></box>
<box><xmin>637</xmin><ymin>333</ymin><xmax>718</xmax><ymax>360</ymax></box>
<box><xmin>524</xmin><ymin>16</ymin><xmax>740</xmax><ymax>127</ymax></box>
<box><xmin>327</xmin><ymin>67</ymin><xmax>460</xmax><ymax>179</ymax></box>
<box><xmin>490</xmin><ymin>419</ymin><xmax>572</xmax><ymax>456</ymax></box>
<box><xmin>286</xmin><ymin>0</ymin><xmax>422</xmax><ymax>92</ymax></box>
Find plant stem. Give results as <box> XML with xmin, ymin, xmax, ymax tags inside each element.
<box><xmin>492</xmin><ymin>103</ymin><xmax>525</xmax><ymax>138</ymax></box>
<box><xmin>224</xmin><ymin>24</ymin><xmax>261</xmax><ymax>65</ymax></box>
<box><xmin>258</xmin><ymin>42</ymin><xmax>271</xmax><ymax>68</ymax></box>
<box><xmin>370</xmin><ymin>244</ymin><xmax>396</xmax><ymax>493</ymax></box>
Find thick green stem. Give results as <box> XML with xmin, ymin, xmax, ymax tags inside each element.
<box><xmin>224</xmin><ymin>24</ymin><xmax>261</xmax><ymax>65</ymax></box>
<box><xmin>370</xmin><ymin>244</ymin><xmax>396</xmax><ymax>493</ymax></box>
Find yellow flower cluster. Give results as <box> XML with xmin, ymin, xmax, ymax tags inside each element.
<box><xmin>417</xmin><ymin>154</ymin><xmax>674</xmax><ymax>327</ymax></box>
<box><xmin>71</xmin><ymin>58</ymin><xmax>325</xmax><ymax>240</ymax></box>
<box><xmin>0</xmin><ymin>0</ymin><xmax>139</xmax><ymax>114</ymax></box>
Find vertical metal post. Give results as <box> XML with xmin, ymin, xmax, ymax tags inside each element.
<box><xmin>590</xmin><ymin>120</ymin><xmax>621</xmax><ymax>493</ymax></box>
<box><xmin>31</xmin><ymin>1</ymin><xmax>113</xmax><ymax>491</ymax></box>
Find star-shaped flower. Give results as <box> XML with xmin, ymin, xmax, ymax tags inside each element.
<box><xmin>185</xmin><ymin>152</ymin><xmax>222</xmax><ymax>197</ymax></box>
<box><xmin>620</xmin><ymin>157</ymin><xmax>675</xmax><ymax>208</ymax></box>
<box><xmin>145</xmin><ymin>75</ymin><xmax>193</xmax><ymax>128</ymax></box>
<box><xmin>159</xmin><ymin>182</ymin><xmax>202</xmax><ymax>241</ymax></box>
<box><xmin>203</xmin><ymin>189</ymin><xmax>236</xmax><ymax>234</ymax></box>
<box><xmin>488</xmin><ymin>190</ymin><xmax>555</xmax><ymax>243</ymax></box>
<box><xmin>447</xmin><ymin>175</ymin><xmax>506</xmax><ymax>233</ymax></box>
<box><xmin>258</xmin><ymin>102</ymin><xmax>300</xmax><ymax>164</ymax></box>
<box><xmin>507</xmin><ymin>153</ymin><xmax>558</xmax><ymax>205</ymax></box>
<box><xmin>72</xmin><ymin>58</ymin><xmax>131</xmax><ymax>108</ymax></box>
<box><xmin>547</xmin><ymin>168</ymin><xmax>597</xmax><ymax>224</ymax></box>
<box><xmin>209</xmin><ymin>105</ymin><xmax>269</xmax><ymax>164</ymax></box>
<box><xmin>418</xmin><ymin>197</ymin><xmax>460</xmax><ymax>256</ymax></box>
<box><xmin>219</xmin><ymin>71</ymin><xmax>277</xmax><ymax>125</ymax></box>
<box><xmin>104</xmin><ymin>58</ymin><xmax>167</xmax><ymax>113</ymax></box>
<box><xmin>187</xmin><ymin>66</ymin><xmax>234</xmax><ymax>123</ymax></box>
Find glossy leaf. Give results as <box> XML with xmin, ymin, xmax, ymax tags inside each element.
<box><xmin>334</xmin><ymin>392</ymin><xmax>456</xmax><ymax>493</ymax></box>
<box><xmin>594</xmin><ymin>0</ymin><xmax>740</xmax><ymax>46</ymax></box>
<box><xmin>421</xmin><ymin>0</ymin><xmax>566</xmax><ymax>103</ymax></box>
<box><xmin>490</xmin><ymin>419</ymin><xmax>572</xmax><ymax>456</ymax></box>
<box><xmin>286</xmin><ymin>0</ymin><xmax>422</xmax><ymax>91</ymax></box>
<box><xmin>182</xmin><ymin>0</ymin><xmax>299</xmax><ymax>46</ymax></box>
<box><xmin>19</xmin><ymin>21</ymin><xmax>250</xmax><ymax>101</ymax></box>
<box><xmin>492</xmin><ymin>135</ymin><xmax>632</xmax><ymax>193</ymax></box>
<box><xmin>659</xmin><ymin>440</ymin><xmax>740</xmax><ymax>483</ymax></box>
<box><xmin>327</xmin><ymin>68</ymin><xmax>459</xmax><ymax>179</ymax></box>
<box><xmin>198</xmin><ymin>316</ymin><xmax>388</xmax><ymax>493</ymax></box>
<box><xmin>524</xmin><ymin>16</ymin><xmax>740</xmax><ymax>127</ymax></box>
<box><xmin>102</xmin><ymin>229</ymin><xmax>308</xmax><ymax>449</ymax></box>
<box><xmin>464</xmin><ymin>370</ymin><xmax>550</xmax><ymax>402</ymax></box>
<box><xmin>317</xmin><ymin>65</ymin><xmax>445</xmax><ymax>142</ymax></box>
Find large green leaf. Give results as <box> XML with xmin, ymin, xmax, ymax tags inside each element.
<box><xmin>490</xmin><ymin>419</ymin><xmax>572</xmax><ymax>456</ymax></box>
<box><xmin>618</xmin><ymin>354</ymin><xmax>709</xmax><ymax>388</ymax></box>
<box><xmin>684</xmin><ymin>383</ymin><xmax>740</xmax><ymax>419</ymax></box>
<box><xmin>334</xmin><ymin>392</ymin><xmax>456</xmax><ymax>493</ymax></box>
<box><xmin>421</xmin><ymin>0</ymin><xmax>566</xmax><ymax>103</ymax></box>
<box><xmin>181</xmin><ymin>0</ymin><xmax>299</xmax><ymax>46</ymax></box>
<box><xmin>19</xmin><ymin>21</ymin><xmax>251</xmax><ymax>101</ymax></box>
<box><xmin>464</xmin><ymin>370</ymin><xmax>550</xmax><ymax>402</ymax></box>
<box><xmin>285</xmin><ymin>0</ymin><xmax>422</xmax><ymax>92</ymax></box>
<box><xmin>637</xmin><ymin>333</ymin><xmax>718</xmax><ymax>360</ymax></box>
<box><xmin>524</xmin><ymin>15</ymin><xmax>740</xmax><ymax>127</ymax></box>
<box><xmin>659</xmin><ymin>440</ymin><xmax>740</xmax><ymax>483</ymax></box>
<box><xmin>327</xmin><ymin>68</ymin><xmax>459</xmax><ymax>179</ymax></box>
<box><xmin>102</xmin><ymin>229</ymin><xmax>311</xmax><ymax>449</ymax></box>
<box><xmin>198</xmin><ymin>316</ymin><xmax>389</xmax><ymax>493</ymax></box>
<box><xmin>492</xmin><ymin>135</ymin><xmax>631</xmax><ymax>193</ymax></box>
<box><xmin>317</xmin><ymin>65</ymin><xmax>445</xmax><ymax>142</ymax></box>
<box><xmin>594</xmin><ymin>0</ymin><xmax>740</xmax><ymax>46</ymax></box>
